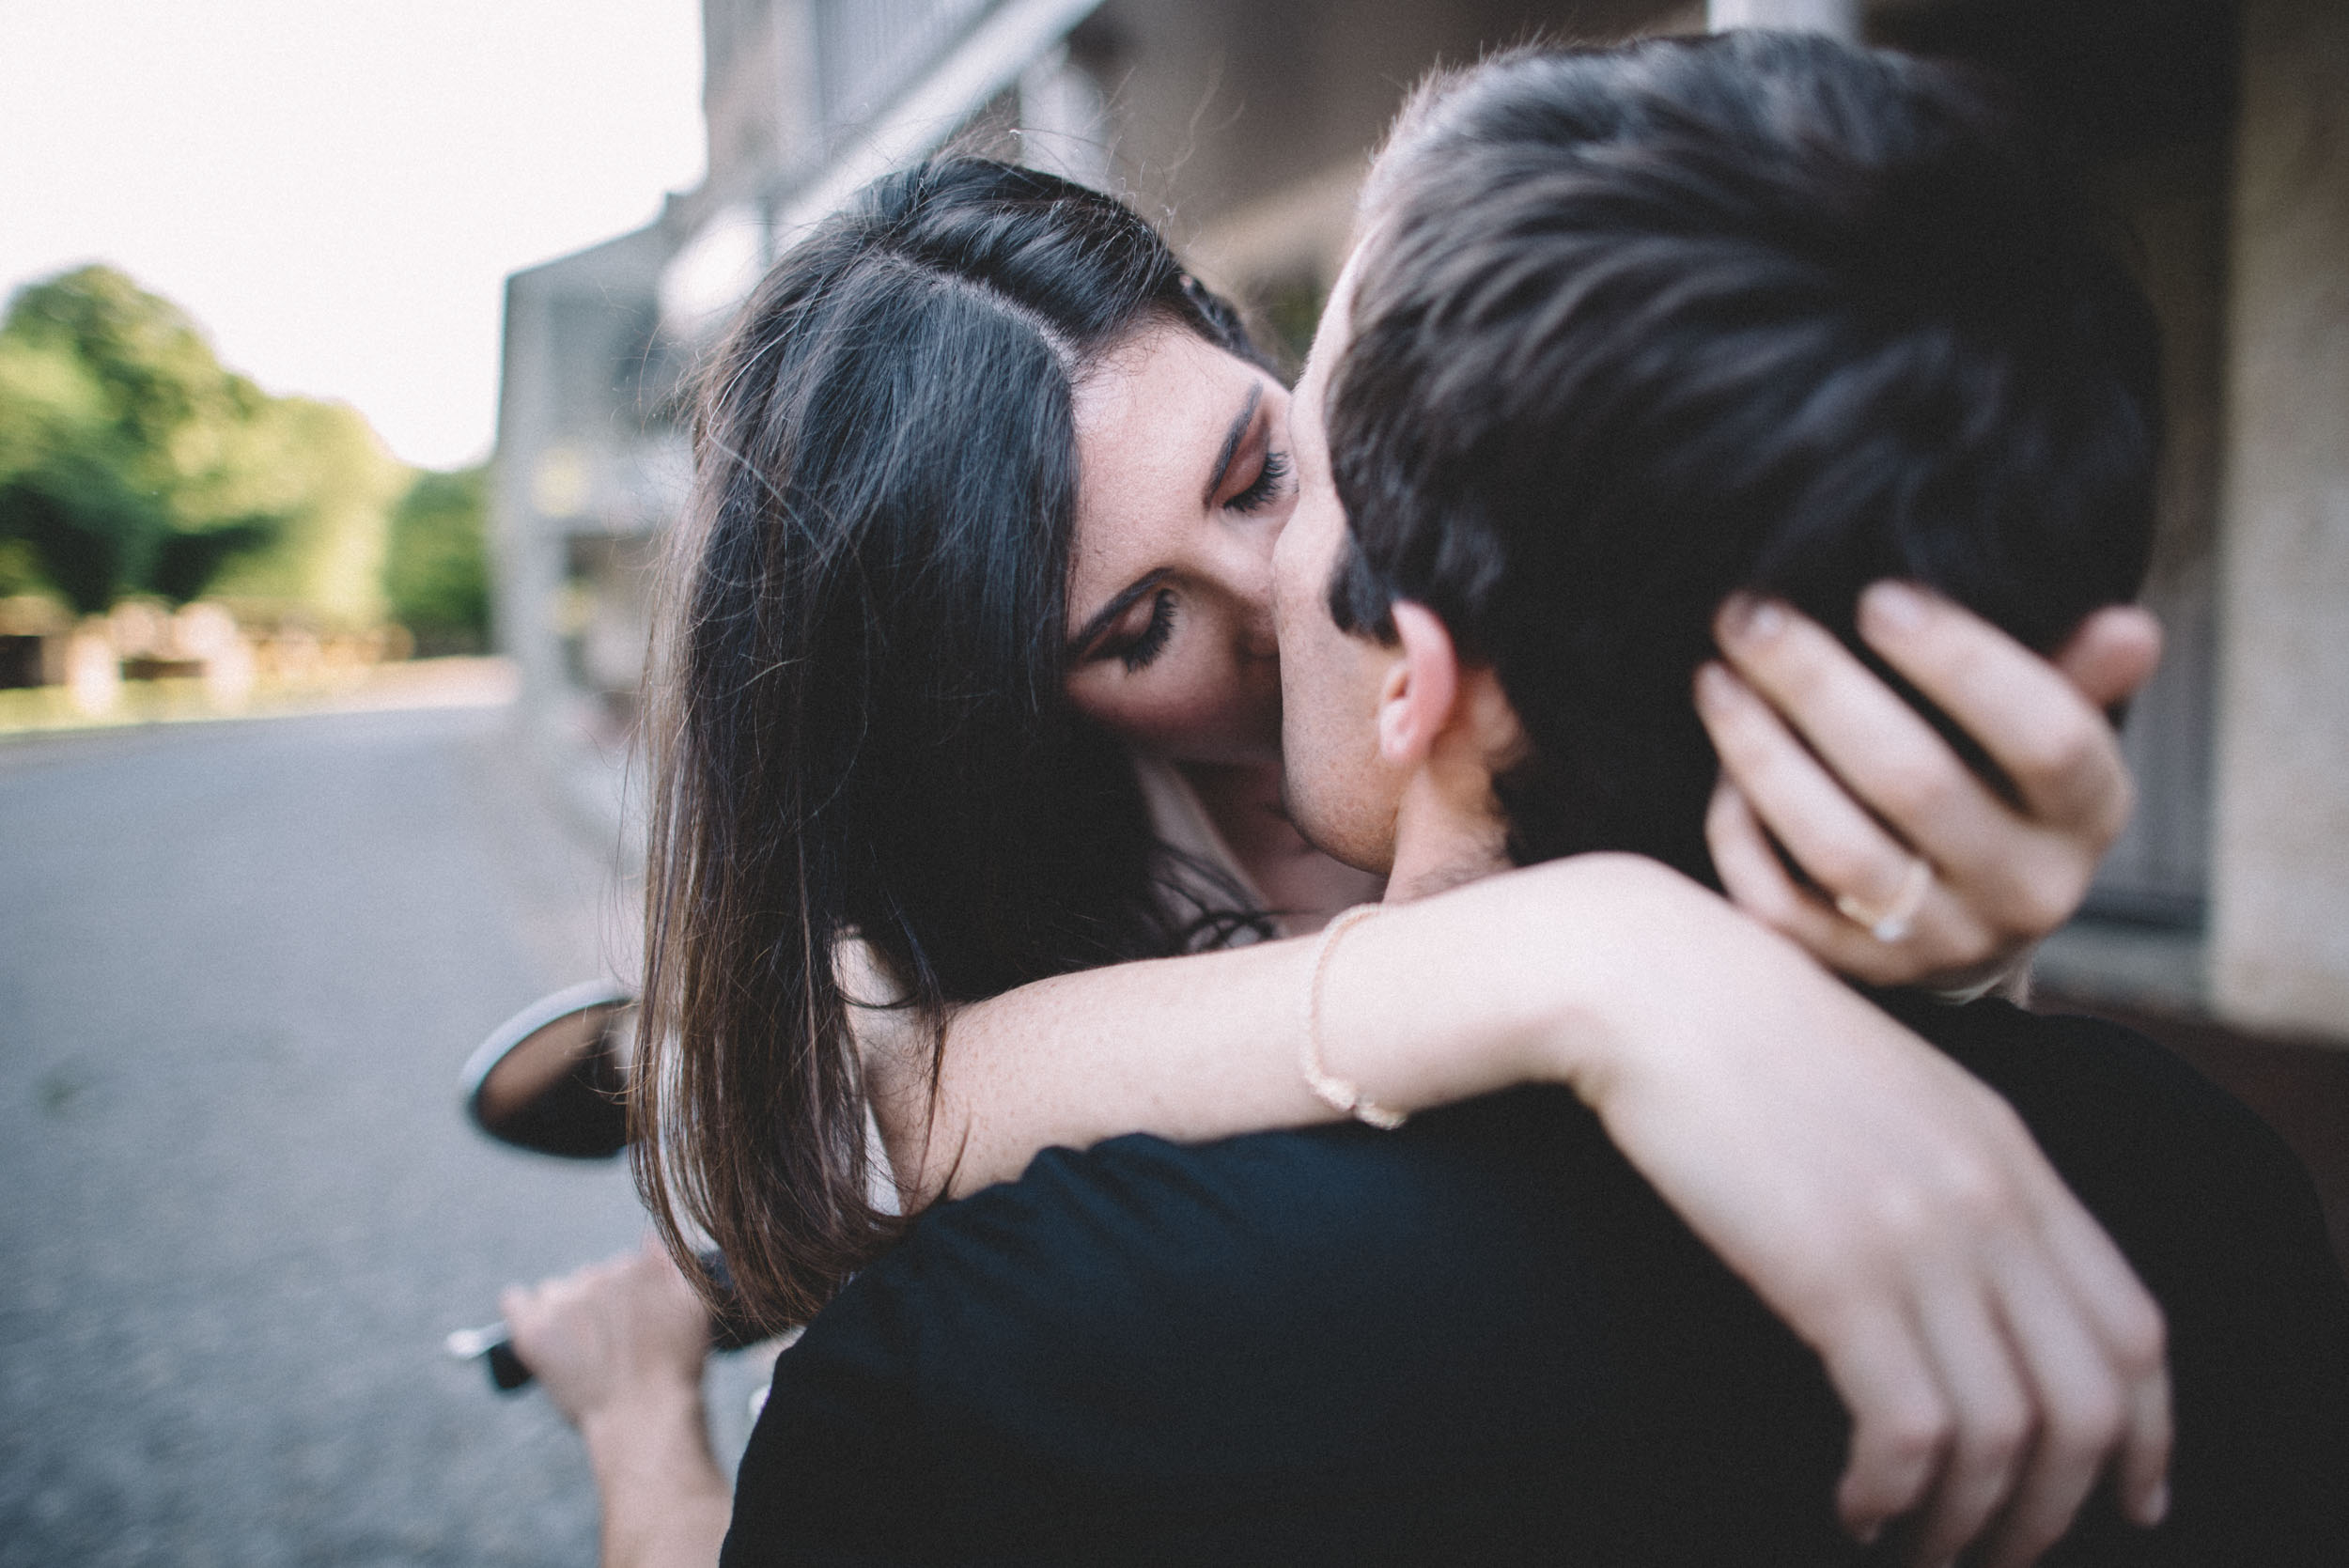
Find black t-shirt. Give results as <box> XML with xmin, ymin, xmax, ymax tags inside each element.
<box><xmin>723</xmin><ymin>1000</ymin><xmax>2349</xmax><ymax>1565</ymax></box>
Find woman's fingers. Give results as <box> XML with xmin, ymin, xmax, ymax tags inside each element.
<box><xmin>1899</xmin><ymin>1279</ymin><xmax>2035</xmax><ymax>1567</ymax></box>
<box><xmin>1813</xmin><ymin>1300</ymin><xmax>1952</xmax><ymax>1542</ymax></box>
<box><xmin>1854</xmin><ymin>582</ymin><xmax>2139</xmax><ymax>842</ymax></box>
<box><xmin>2030</xmin><ymin>1184</ymin><xmax>2175</xmax><ymax>1530</ymax></box>
<box><xmin>1696</xmin><ymin>661</ymin><xmax>1923</xmax><ymax>908</ymax></box>
<box><xmin>1703</xmin><ymin>774</ymin><xmax>1829</xmax><ymax>933</ymax></box>
<box><xmin>2049</xmin><ymin>604</ymin><xmax>2163</xmax><ymax>713</ymax></box>
<box><xmin>2117</xmin><ymin>1363</ymin><xmax>2175</xmax><ymax>1528</ymax></box>
<box><xmin>1706</xmin><ymin>775</ymin><xmax>1959</xmax><ymax>986</ymax></box>
<box><xmin>499</xmin><ymin>1242</ymin><xmax>716</xmax><ymax>1427</ymax></box>
<box><xmin>1709</xmin><ymin>587</ymin><xmax>2137</xmax><ymax>974</ymax></box>
<box><xmin>1863</xmin><ymin>1200</ymin><xmax>2167</xmax><ymax>1568</ymax></box>
<box><xmin>1926</xmin><ymin>1167</ymin><xmax>2170</xmax><ymax>1568</ymax></box>
<box><xmin>1697</xmin><ymin>670</ymin><xmax>2000</xmax><ymax>986</ymax></box>
<box><xmin>1970</xmin><ymin>1220</ymin><xmax>2138</xmax><ymax>1568</ymax></box>
<box><xmin>1713</xmin><ymin>597</ymin><xmax>2019</xmax><ymax>875</ymax></box>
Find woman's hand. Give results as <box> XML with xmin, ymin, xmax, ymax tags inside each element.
<box><xmin>502</xmin><ymin>1239</ymin><xmax>713</xmax><ymax>1431</ymax></box>
<box><xmin>1558</xmin><ymin>858</ymin><xmax>2170</xmax><ymax>1567</ymax></box>
<box><xmin>1697</xmin><ymin>582</ymin><xmax>2161</xmax><ymax>991</ymax></box>
<box><xmin>502</xmin><ymin>1241</ymin><xmax>732</xmax><ymax>1568</ymax></box>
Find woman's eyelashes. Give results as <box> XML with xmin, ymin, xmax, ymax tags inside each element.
<box><xmin>1224</xmin><ymin>447</ymin><xmax>1292</xmax><ymax>515</ymax></box>
<box><xmin>1114</xmin><ymin>588</ymin><xmax>1177</xmax><ymax>673</ymax></box>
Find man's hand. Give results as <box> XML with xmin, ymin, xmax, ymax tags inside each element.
<box><xmin>1697</xmin><ymin>582</ymin><xmax>2161</xmax><ymax>991</ymax></box>
<box><xmin>1574</xmin><ymin>858</ymin><xmax>2171</xmax><ymax>1568</ymax></box>
<box><xmin>502</xmin><ymin>1241</ymin><xmax>732</xmax><ymax>1568</ymax></box>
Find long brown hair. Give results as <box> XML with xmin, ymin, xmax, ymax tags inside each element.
<box><xmin>634</xmin><ymin>160</ymin><xmax>1270</xmax><ymax>1327</ymax></box>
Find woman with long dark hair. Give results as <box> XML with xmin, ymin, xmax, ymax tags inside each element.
<box><xmin>509</xmin><ymin>155</ymin><xmax>2169</xmax><ymax>1561</ymax></box>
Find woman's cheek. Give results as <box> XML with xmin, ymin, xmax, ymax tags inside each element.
<box><xmin>1145</xmin><ymin>648</ymin><xmax>1282</xmax><ymax>762</ymax></box>
<box><xmin>1068</xmin><ymin>644</ymin><xmax>1281</xmax><ymax>765</ymax></box>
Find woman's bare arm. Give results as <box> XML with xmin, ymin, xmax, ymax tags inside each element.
<box><xmin>866</xmin><ymin>859</ymin><xmax>1574</xmax><ymax>1203</ymax></box>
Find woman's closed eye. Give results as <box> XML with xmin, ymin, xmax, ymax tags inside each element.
<box><xmin>1223</xmin><ymin>447</ymin><xmax>1293</xmax><ymax>515</ymax></box>
<box><xmin>1106</xmin><ymin>588</ymin><xmax>1177</xmax><ymax>673</ymax></box>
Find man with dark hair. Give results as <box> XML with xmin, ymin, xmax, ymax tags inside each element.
<box><xmin>1312</xmin><ymin>31</ymin><xmax>2159</xmax><ymax>885</ymax></box>
<box><xmin>712</xmin><ymin>32</ymin><xmax>2349</xmax><ymax>1566</ymax></box>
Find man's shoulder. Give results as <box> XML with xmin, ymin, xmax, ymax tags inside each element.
<box><xmin>1895</xmin><ymin>995</ymin><xmax>2343</xmax><ymax>1323</ymax></box>
<box><xmin>819</xmin><ymin>1086</ymin><xmax>1614</xmax><ymax>1431</ymax></box>
<box><xmin>724</xmin><ymin>1088</ymin><xmax>1808</xmax><ymax>1564</ymax></box>
<box><xmin>1898</xmin><ymin>997</ymin><xmax>2320</xmax><ymax>1208</ymax></box>
<box><xmin>915</xmin><ymin>1086</ymin><xmax>1594</xmax><ymax>1293</ymax></box>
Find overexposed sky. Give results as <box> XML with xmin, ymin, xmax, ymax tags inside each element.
<box><xmin>0</xmin><ymin>1</ymin><xmax>707</xmax><ymax>470</ymax></box>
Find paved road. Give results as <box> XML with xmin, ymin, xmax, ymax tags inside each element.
<box><xmin>0</xmin><ymin>706</ymin><xmax>768</xmax><ymax>1566</ymax></box>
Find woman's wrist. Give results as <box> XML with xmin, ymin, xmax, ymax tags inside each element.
<box><xmin>581</xmin><ymin>1384</ymin><xmax>731</xmax><ymax>1560</ymax></box>
<box><xmin>1493</xmin><ymin>852</ymin><xmax>1807</xmax><ymax>1112</ymax></box>
<box><xmin>1312</xmin><ymin>852</ymin><xmax>1703</xmax><ymax>1115</ymax></box>
<box><xmin>579</xmin><ymin>1378</ymin><xmax>709</xmax><ymax>1462</ymax></box>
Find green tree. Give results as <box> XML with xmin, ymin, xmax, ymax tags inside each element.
<box><xmin>0</xmin><ymin>265</ymin><xmax>408</xmax><ymax>619</ymax></box>
<box><xmin>198</xmin><ymin>393</ymin><xmax>407</xmax><ymax>625</ymax></box>
<box><xmin>383</xmin><ymin>464</ymin><xmax>491</xmax><ymax>654</ymax></box>
<box><xmin>0</xmin><ymin>307</ymin><xmax>175</xmax><ymax>609</ymax></box>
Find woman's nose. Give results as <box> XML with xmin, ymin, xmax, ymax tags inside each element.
<box><xmin>1195</xmin><ymin>557</ymin><xmax>1279</xmax><ymax>667</ymax></box>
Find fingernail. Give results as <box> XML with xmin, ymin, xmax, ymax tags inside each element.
<box><xmin>1694</xmin><ymin>661</ymin><xmax>1734</xmax><ymax>710</ymax></box>
<box><xmin>1720</xmin><ymin>593</ymin><xmax>1787</xmax><ymax>645</ymax></box>
<box><xmin>1852</xmin><ymin>1520</ymin><xmax>1882</xmax><ymax>1547</ymax></box>
<box><xmin>1862</xmin><ymin>580</ymin><xmax>1926</xmax><ymax>633</ymax></box>
<box><xmin>2140</xmin><ymin>1481</ymin><xmax>2170</xmax><ymax>1526</ymax></box>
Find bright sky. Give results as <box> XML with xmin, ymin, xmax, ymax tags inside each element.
<box><xmin>0</xmin><ymin>1</ymin><xmax>707</xmax><ymax>470</ymax></box>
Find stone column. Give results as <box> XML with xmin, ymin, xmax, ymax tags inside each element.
<box><xmin>2210</xmin><ymin>0</ymin><xmax>2349</xmax><ymax>1040</ymax></box>
<box><xmin>1706</xmin><ymin>0</ymin><xmax>1859</xmax><ymax>39</ymax></box>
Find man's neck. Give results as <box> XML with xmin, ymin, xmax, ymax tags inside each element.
<box><xmin>1179</xmin><ymin>759</ymin><xmax>1386</xmax><ymax>920</ymax></box>
<box><xmin>1383</xmin><ymin>769</ymin><xmax>1512</xmax><ymax>904</ymax></box>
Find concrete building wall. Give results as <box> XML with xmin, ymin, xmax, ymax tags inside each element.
<box><xmin>490</xmin><ymin>222</ymin><xmax>679</xmax><ymax>718</ymax></box>
<box><xmin>2211</xmin><ymin>0</ymin><xmax>2349</xmax><ymax>1039</ymax></box>
<box><xmin>1089</xmin><ymin>0</ymin><xmax>1694</xmax><ymax>347</ymax></box>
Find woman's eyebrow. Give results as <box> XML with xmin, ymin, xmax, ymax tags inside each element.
<box><xmin>1068</xmin><ymin>569</ymin><xmax>1170</xmax><ymax>659</ymax></box>
<box><xmin>1201</xmin><ymin>382</ymin><xmax>1265</xmax><ymax>508</ymax></box>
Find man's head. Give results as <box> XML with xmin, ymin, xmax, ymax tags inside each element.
<box><xmin>1273</xmin><ymin>30</ymin><xmax>2161</xmax><ymax>883</ymax></box>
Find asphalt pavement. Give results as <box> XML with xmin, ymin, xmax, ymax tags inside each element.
<box><xmin>0</xmin><ymin>704</ymin><xmax>769</xmax><ymax>1566</ymax></box>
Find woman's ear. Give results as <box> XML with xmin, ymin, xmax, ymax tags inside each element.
<box><xmin>1377</xmin><ymin>601</ymin><xmax>1462</xmax><ymax>766</ymax></box>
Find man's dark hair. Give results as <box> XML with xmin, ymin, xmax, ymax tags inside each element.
<box><xmin>1328</xmin><ymin>30</ymin><xmax>2162</xmax><ymax>879</ymax></box>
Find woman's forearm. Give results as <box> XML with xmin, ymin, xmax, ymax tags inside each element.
<box><xmin>879</xmin><ymin>853</ymin><xmax>1692</xmax><ymax>1203</ymax></box>
<box><xmin>581</xmin><ymin>1393</ymin><xmax>731</xmax><ymax>1568</ymax></box>
<box><xmin>501</xmin><ymin>1244</ymin><xmax>735</xmax><ymax>1568</ymax></box>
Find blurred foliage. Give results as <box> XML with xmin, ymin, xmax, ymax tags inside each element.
<box><xmin>0</xmin><ymin>265</ymin><xmax>408</xmax><ymax>620</ymax></box>
<box><xmin>384</xmin><ymin>464</ymin><xmax>490</xmax><ymax>654</ymax></box>
<box><xmin>1253</xmin><ymin>273</ymin><xmax>1329</xmax><ymax>382</ymax></box>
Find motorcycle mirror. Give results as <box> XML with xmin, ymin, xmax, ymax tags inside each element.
<box><xmin>459</xmin><ymin>980</ymin><xmax>637</xmax><ymax>1159</ymax></box>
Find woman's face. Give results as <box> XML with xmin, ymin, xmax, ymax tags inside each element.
<box><xmin>1062</xmin><ymin>322</ymin><xmax>1296</xmax><ymax>767</ymax></box>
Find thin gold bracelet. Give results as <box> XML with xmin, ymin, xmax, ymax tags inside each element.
<box><xmin>1301</xmin><ymin>903</ymin><xmax>1408</xmax><ymax>1130</ymax></box>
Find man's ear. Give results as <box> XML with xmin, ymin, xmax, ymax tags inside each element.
<box><xmin>1377</xmin><ymin>601</ymin><xmax>1462</xmax><ymax>766</ymax></box>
